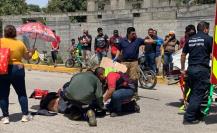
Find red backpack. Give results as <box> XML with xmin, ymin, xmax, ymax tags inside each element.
<box><xmin>116</xmin><ymin>72</ymin><xmax>136</xmax><ymax>91</ymax></box>
<box><xmin>29</xmin><ymin>89</ymin><xmax>49</xmax><ymax>99</ymax></box>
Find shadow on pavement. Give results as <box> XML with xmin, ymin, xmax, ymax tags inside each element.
<box><xmin>166</xmin><ymin>102</ymin><xmax>181</xmax><ymax>108</ymax></box>
<box><xmin>138</xmin><ymin>96</ymin><xmax>159</xmax><ymax>101</ymax></box>
<box><xmin>9</xmin><ymin>113</ymin><xmax>22</xmax><ymax>122</ymax></box>
<box><xmin>204</xmin><ymin>114</ymin><xmax>217</xmax><ymax>124</ymax></box>
<box><xmin>140</xmin><ymin>87</ymin><xmax>157</xmax><ymax>90</ymax></box>
<box><xmin>30</xmin><ymin>105</ymin><xmax>40</xmax><ymax>111</ymax></box>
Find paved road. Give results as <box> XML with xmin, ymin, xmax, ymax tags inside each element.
<box><xmin>1</xmin><ymin>71</ymin><xmax>217</xmax><ymax>133</ymax></box>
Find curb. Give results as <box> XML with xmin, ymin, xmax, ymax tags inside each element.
<box><xmin>156</xmin><ymin>76</ymin><xmax>167</xmax><ymax>84</ymax></box>
<box><xmin>24</xmin><ymin>64</ymin><xmax>167</xmax><ymax>84</ymax></box>
<box><xmin>24</xmin><ymin>64</ymin><xmax>80</xmax><ymax>74</ymax></box>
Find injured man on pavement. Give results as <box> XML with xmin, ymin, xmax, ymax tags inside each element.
<box><xmin>34</xmin><ymin>68</ymin><xmax>140</xmax><ymax>127</ymax></box>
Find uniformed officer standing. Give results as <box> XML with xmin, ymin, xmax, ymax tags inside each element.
<box><xmin>181</xmin><ymin>21</ymin><xmax>213</xmax><ymax>124</ymax></box>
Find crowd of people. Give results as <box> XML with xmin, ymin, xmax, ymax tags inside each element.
<box><xmin>68</xmin><ymin>26</ymin><xmax>182</xmax><ymax>76</ymax></box>
<box><xmin>0</xmin><ymin>20</ymin><xmax>213</xmax><ymax>126</ymax></box>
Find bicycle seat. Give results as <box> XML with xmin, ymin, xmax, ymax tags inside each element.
<box><xmin>42</xmin><ymin>50</ymin><xmax>47</xmax><ymax>54</ymax></box>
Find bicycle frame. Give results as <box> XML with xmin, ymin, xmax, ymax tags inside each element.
<box><xmin>31</xmin><ymin>50</ymin><xmax>49</xmax><ymax>63</ymax></box>
<box><xmin>138</xmin><ymin>66</ymin><xmax>148</xmax><ymax>81</ymax></box>
<box><xmin>203</xmin><ymin>84</ymin><xmax>216</xmax><ymax>116</ymax></box>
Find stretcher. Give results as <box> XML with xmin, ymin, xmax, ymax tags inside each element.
<box><xmin>178</xmin><ymin>73</ymin><xmax>217</xmax><ymax>116</ymax></box>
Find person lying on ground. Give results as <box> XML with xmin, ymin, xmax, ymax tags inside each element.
<box><xmin>39</xmin><ymin>69</ymin><xmax>105</xmax><ymax>127</ymax></box>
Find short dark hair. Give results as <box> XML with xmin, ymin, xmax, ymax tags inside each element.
<box><xmin>71</xmin><ymin>39</ymin><xmax>75</xmax><ymax>42</ymax></box>
<box><xmin>52</xmin><ymin>30</ymin><xmax>56</xmax><ymax>33</ymax></box>
<box><xmin>148</xmin><ymin>28</ymin><xmax>154</xmax><ymax>32</ymax></box>
<box><xmin>40</xmin><ymin>92</ymin><xmax>59</xmax><ymax>110</ymax></box>
<box><xmin>94</xmin><ymin>67</ymin><xmax>105</xmax><ymax>77</ymax></box>
<box><xmin>4</xmin><ymin>25</ymin><xmax>17</xmax><ymax>38</ymax></box>
<box><xmin>197</xmin><ymin>21</ymin><xmax>210</xmax><ymax>32</ymax></box>
<box><xmin>185</xmin><ymin>24</ymin><xmax>196</xmax><ymax>33</ymax></box>
<box><xmin>127</xmin><ymin>27</ymin><xmax>135</xmax><ymax>35</ymax></box>
<box><xmin>97</xmin><ymin>27</ymin><xmax>103</xmax><ymax>32</ymax></box>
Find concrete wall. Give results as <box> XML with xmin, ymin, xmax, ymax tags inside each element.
<box><xmin>0</xmin><ymin>4</ymin><xmax>215</xmax><ymax>61</ymax></box>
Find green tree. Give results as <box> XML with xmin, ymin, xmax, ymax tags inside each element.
<box><xmin>28</xmin><ymin>4</ymin><xmax>41</xmax><ymax>12</ymax></box>
<box><xmin>47</xmin><ymin>0</ymin><xmax>87</xmax><ymax>13</ymax></box>
<box><xmin>0</xmin><ymin>0</ymin><xmax>28</xmax><ymax>15</ymax></box>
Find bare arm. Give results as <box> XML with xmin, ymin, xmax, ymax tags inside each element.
<box><xmin>140</xmin><ymin>45</ymin><xmax>145</xmax><ymax>52</ymax></box>
<box><xmin>144</xmin><ymin>36</ymin><xmax>155</xmax><ymax>44</ymax></box>
<box><xmin>160</xmin><ymin>45</ymin><xmax>164</xmax><ymax>56</ymax></box>
<box><xmin>103</xmin><ymin>88</ymin><xmax>115</xmax><ymax>102</ymax></box>
<box><xmin>115</xmin><ymin>50</ymin><xmax>120</xmax><ymax>59</ymax></box>
<box><xmin>23</xmin><ymin>49</ymin><xmax>35</xmax><ymax>60</ymax></box>
<box><xmin>181</xmin><ymin>53</ymin><xmax>187</xmax><ymax>71</ymax></box>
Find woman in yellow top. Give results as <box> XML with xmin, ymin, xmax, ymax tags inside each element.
<box><xmin>0</xmin><ymin>25</ymin><xmax>34</xmax><ymax>124</ymax></box>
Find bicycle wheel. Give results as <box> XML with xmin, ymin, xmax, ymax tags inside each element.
<box><xmin>44</xmin><ymin>56</ymin><xmax>53</xmax><ymax>65</ymax></box>
<box><xmin>86</xmin><ymin>53</ymin><xmax>98</xmax><ymax>68</ymax></box>
<box><xmin>65</xmin><ymin>59</ymin><xmax>75</xmax><ymax>68</ymax></box>
<box><xmin>28</xmin><ymin>58</ymin><xmax>40</xmax><ymax>64</ymax></box>
<box><xmin>139</xmin><ymin>70</ymin><xmax>157</xmax><ymax>89</ymax></box>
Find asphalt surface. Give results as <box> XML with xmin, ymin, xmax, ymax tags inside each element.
<box><xmin>1</xmin><ymin>70</ymin><xmax>217</xmax><ymax>133</ymax></box>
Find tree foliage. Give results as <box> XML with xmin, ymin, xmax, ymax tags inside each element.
<box><xmin>47</xmin><ymin>0</ymin><xmax>87</xmax><ymax>13</ymax></box>
<box><xmin>28</xmin><ymin>4</ymin><xmax>41</xmax><ymax>12</ymax></box>
<box><xmin>0</xmin><ymin>0</ymin><xmax>28</xmax><ymax>15</ymax></box>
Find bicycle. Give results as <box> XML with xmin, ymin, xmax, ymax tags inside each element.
<box><xmin>138</xmin><ymin>54</ymin><xmax>157</xmax><ymax>89</ymax></box>
<box><xmin>65</xmin><ymin>49</ymin><xmax>98</xmax><ymax>69</ymax></box>
<box><xmin>28</xmin><ymin>50</ymin><xmax>52</xmax><ymax>65</ymax></box>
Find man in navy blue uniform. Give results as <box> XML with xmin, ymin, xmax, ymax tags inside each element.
<box><xmin>181</xmin><ymin>21</ymin><xmax>213</xmax><ymax>124</ymax></box>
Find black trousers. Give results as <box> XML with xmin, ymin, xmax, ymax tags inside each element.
<box><xmin>51</xmin><ymin>51</ymin><xmax>58</xmax><ymax>63</ymax></box>
<box><xmin>184</xmin><ymin>65</ymin><xmax>210</xmax><ymax>121</ymax></box>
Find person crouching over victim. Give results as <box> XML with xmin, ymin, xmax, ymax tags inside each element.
<box><xmin>101</xmin><ymin>68</ymin><xmax>140</xmax><ymax>117</ymax></box>
<box><xmin>39</xmin><ymin>69</ymin><xmax>106</xmax><ymax>127</ymax></box>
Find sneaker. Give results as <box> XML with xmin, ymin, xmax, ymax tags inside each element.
<box><xmin>178</xmin><ymin>105</ymin><xmax>186</xmax><ymax>115</ymax></box>
<box><xmin>21</xmin><ymin>114</ymin><xmax>33</xmax><ymax>122</ymax></box>
<box><xmin>1</xmin><ymin>117</ymin><xmax>10</xmax><ymax>124</ymax></box>
<box><xmin>134</xmin><ymin>103</ymin><xmax>140</xmax><ymax>113</ymax></box>
<box><xmin>183</xmin><ymin>119</ymin><xmax>200</xmax><ymax>125</ymax></box>
<box><xmin>110</xmin><ymin>112</ymin><xmax>122</xmax><ymax>117</ymax></box>
<box><xmin>110</xmin><ymin>112</ymin><xmax>118</xmax><ymax>117</ymax></box>
<box><xmin>86</xmin><ymin>109</ymin><xmax>97</xmax><ymax>126</ymax></box>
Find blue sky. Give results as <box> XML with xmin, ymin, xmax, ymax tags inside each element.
<box><xmin>26</xmin><ymin>0</ymin><xmax>48</xmax><ymax>7</ymax></box>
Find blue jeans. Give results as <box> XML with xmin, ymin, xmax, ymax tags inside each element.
<box><xmin>184</xmin><ymin>66</ymin><xmax>210</xmax><ymax>121</ymax></box>
<box><xmin>96</xmin><ymin>51</ymin><xmax>107</xmax><ymax>63</ymax></box>
<box><xmin>163</xmin><ymin>53</ymin><xmax>173</xmax><ymax>75</ymax></box>
<box><xmin>164</xmin><ymin>53</ymin><xmax>173</xmax><ymax>65</ymax></box>
<box><xmin>145</xmin><ymin>53</ymin><xmax>156</xmax><ymax>72</ymax></box>
<box><xmin>0</xmin><ymin>65</ymin><xmax>29</xmax><ymax>117</ymax></box>
<box><xmin>109</xmin><ymin>89</ymin><xmax>134</xmax><ymax>113</ymax></box>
